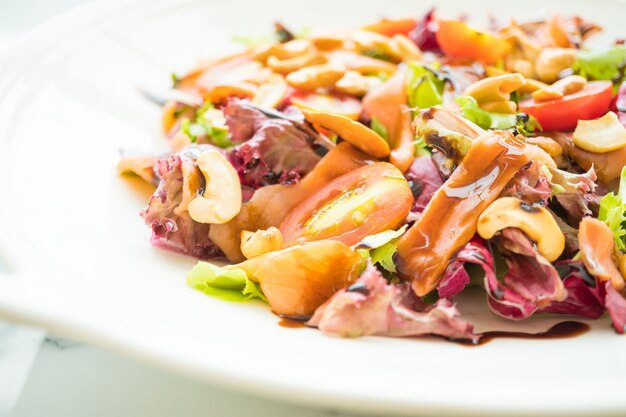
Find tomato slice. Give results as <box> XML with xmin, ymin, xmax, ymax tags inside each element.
<box><xmin>280</xmin><ymin>162</ymin><xmax>413</xmax><ymax>246</ymax></box>
<box><xmin>435</xmin><ymin>20</ymin><xmax>511</xmax><ymax>65</ymax></box>
<box><xmin>519</xmin><ymin>81</ymin><xmax>613</xmax><ymax>131</ymax></box>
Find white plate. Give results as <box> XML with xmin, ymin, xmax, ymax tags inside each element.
<box><xmin>0</xmin><ymin>0</ymin><xmax>625</xmax><ymax>415</ymax></box>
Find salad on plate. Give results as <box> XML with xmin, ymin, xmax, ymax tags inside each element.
<box><xmin>118</xmin><ymin>9</ymin><xmax>626</xmax><ymax>343</ymax></box>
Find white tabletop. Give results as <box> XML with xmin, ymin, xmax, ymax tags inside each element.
<box><xmin>0</xmin><ymin>2</ymin><xmax>369</xmax><ymax>416</ymax></box>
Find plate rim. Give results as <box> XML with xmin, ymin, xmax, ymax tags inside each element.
<box><xmin>1</xmin><ymin>0</ymin><xmax>626</xmax><ymax>416</ymax></box>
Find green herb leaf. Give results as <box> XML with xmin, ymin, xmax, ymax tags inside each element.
<box><xmin>412</xmin><ymin>136</ymin><xmax>432</xmax><ymax>157</ymax></box>
<box><xmin>598</xmin><ymin>166</ymin><xmax>626</xmax><ymax>251</ymax></box>
<box><xmin>187</xmin><ymin>261</ymin><xmax>267</xmax><ymax>302</ymax></box>
<box><xmin>370</xmin><ymin>239</ymin><xmax>399</xmax><ymax>273</ymax></box>
<box><xmin>370</xmin><ymin>116</ymin><xmax>389</xmax><ymax>141</ymax></box>
<box><xmin>354</xmin><ymin>225</ymin><xmax>407</xmax><ymax>250</ymax></box>
<box><xmin>456</xmin><ymin>96</ymin><xmax>516</xmax><ymax>129</ymax></box>
<box><xmin>406</xmin><ymin>62</ymin><xmax>445</xmax><ymax>109</ymax></box>
<box><xmin>180</xmin><ymin>102</ymin><xmax>233</xmax><ymax>148</ymax></box>
<box><xmin>599</xmin><ymin>166</ymin><xmax>626</xmax><ymax>250</ymax></box>
<box><xmin>574</xmin><ymin>46</ymin><xmax>626</xmax><ymax>85</ymax></box>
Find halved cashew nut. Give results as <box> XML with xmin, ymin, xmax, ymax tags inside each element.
<box><xmin>175</xmin><ymin>159</ymin><xmax>203</xmax><ymax>216</ymax></box>
<box><xmin>240</xmin><ymin>227</ymin><xmax>284</xmax><ymax>259</ymax></box>
<box><xmin>391</xmin><ymin>34</ymin><xmax>422</xmax><ymax>61</ymax></box>
<box><xmin>302</xmin><ymin>109</ymin><xmax>390</xmax><ymax>158</ymax></box>
<box><xmin>508</xmin><ymin>59</ymin><xmax>535</xmax><ymax>78</ymax></box>
<box><xmin>465</xmin><ymin>73</ymin><xmax>527</xmax><ymax>105</ymax></box>
<box><xmin>252</xmin><ymin>39</ymin><xmax>312</xmax><ymax>62</ymax></box>
<box><xmin>286</xmin><ymin>64</ymin><xmax>345</xmax><ymax>90</ymax></box>
<box><xmin>532</xmin><ymin>75</ymin><xmax>587</xmax><ymax>102</ymax></box>
<box><xmin>477</xmin><ymin>197</ymin><xmax>565</xmax><ymax>262</ymax></box>
<box><xmin>534</xmin><ymin>47</ymin><xmax>577</xmax><ymax>83</ymax></box>
<box><xmin>573</xmin><ymin>111</ymin><xmax>626</xmax><ymax>153</ymax></box>
<box><xmin>335</xmin><ymin>71</ymin><xmax>382</xmax><ymax>96</ymax></box>
<box><xmin>267</xmin><ymin>53</ymin><xmax>327</xmax><ymax>74</ymax></box>
<box><xmin>188</xmin><ymin>150</ymin><xmax>242</xmax><ymax>224</ymax></box>
<box><xmin>526</xmin><ymin>135</ymin><xmax>563</xmax><ymax>157</ymax></box>
<box><xmin>252</xmin><ymin>74</ymin><xmax>288</xmax><ymax>108</ymax></box>
<box><xmin>350</xmin><ymin>30</ymin><xmax>400</xmax><ymax>60</ymax></box>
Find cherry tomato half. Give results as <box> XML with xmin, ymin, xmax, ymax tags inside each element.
<box><xmin>280</xmin><ymin>162</ymin><xmax>413</xmax><ymax>246</ymax></box>
<box><xmin>435</xmin><ymin>20</ymin><xmax>511</xmax><ymax>65</ymax></box>
<box><xmin>519</xmin><ymin>81</ymin><xmax>613</xmax><ymax>131</ymax></box>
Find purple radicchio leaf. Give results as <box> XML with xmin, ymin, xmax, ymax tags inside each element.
<box><xmin>408</xmin><ymin>9</ymin><xmax>441</xmax><ymax>53</ymax></box>
<box><xmin>308</xmin><ymin>262</ymin><xmax>478</xmax><ymax>342</ymax></box>
<box><xmin>404</xmin><ymin>156</ymin><xmax>444</xmax><ymax>215</ymax></box>
<box><xmin>141</xmin><ymin>146</ymin><xmax>225</xmax><ymax>260</ymax></box>
<box><xmin>502</xmin><ymin>161</ymin><xmax>552</xmax><ymax>205</ymax></box>
<box><xmin>223</xmin><ymin>99</ymin><xmax>322</xmax><ymax>193</ymax></box>
<box><xmin>543</xmin><ymin>260</ymin><xmax>626</xmax><ymax>334</ymax></box>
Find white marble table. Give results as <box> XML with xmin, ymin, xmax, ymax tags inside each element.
<box><xmin>0</xmin><ymin>2</ymin><xmax>370</xmax><ymax>416</ymax></box>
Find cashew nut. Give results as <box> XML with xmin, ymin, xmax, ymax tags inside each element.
<box><xmin>252</xmin><ymin>39</ymin><xmax>312</xmax><ymax>62</ymax></box>
<box><xmin>465</xmin><ymin>73</ymin><xmax>526</xmax><ymax>115</ymax></box>
<box><xmin>252</xmin><ymin>74</ymin><xmax>288</xmax><ymax>109</ymax></box>
<box><xmin>526</xmin><ymin>135</ymin><xmax>563</xmax><ymax>157</ymax></box>
<box><xmin>532</xmin><ymin>75</ymin><xmax>587</xmax><ymax>102</ymax></box>
<box><xmin>285</xmin><ymin>64</ymin><xmax>345</xmax><ymax>90</ymax></box>
<box><xmin>334</xmin><ymin>70</ymin><xmax>381</xmax><ymax>96</ymax></box>
<box><xmin>240</xmin><ymin>227</ymin><xmax>284</xmax><ymax>259</ymax></box>
<box><xmin>534</xmin><ymin>47</ymin><xmax>577</xmax><ymax>83</ymax></box>
<box><xmin>391</xmin><ymin>34</ymin><xmax>422</xmax><ymax>61</ymax></box>
<box><xmin>267</xmin><ymin>53</ymin><xmax>327</xmax><ymax>74</ymax></box>
<box><xmin>477</xmin><ymin>197</ymin><xmax>565</xmax><ymax>262</ymax></box>
<box><xmin>188</xmin><ymin>150</ymin><xmax>242</xmax><ymax>224</ymax></box>
<box><xmin>509</xmin><ymin>59</ymin><xmax>535</xmax><ymax>78</ymax></box>
<box><xmin>465</xmin><ymin>73</ymin><xmax>527</xmax><ymax>105</ymax></box>
<box><xmin>350</xmin><ymin>30</ymin><xmax>399</xmax><ymax>59</ymax></box>
<box><xmin>573</xmin><ymin>111</ymin><xmax>626</xmax><ymax>153</ymax></box>
<box><xmin>175</xmin><ymin>159</ymin><xmax>203</xmax><ymax>216</ymax></box>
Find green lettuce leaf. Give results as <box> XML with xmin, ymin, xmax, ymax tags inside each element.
<box><xmin>370</xmin><ymin>239</ymin><xmax>399</xmax><ymax>273</ymax></box>
<box><xmin>598</xmin><ymin>167</ymin><xmax>626</xmax><ymax>251</ymax></box>
<box><xmin>456</xmin><ymin>96</ymin><xmax>516</xmax><ymax>129</ymax></box>
<box><xmin>354</xmin><ymin>225</ymin><xmax>407</xmax><ymax>250</ymax></box>
<box><xmin>406</xmin><ymin>62</ymin><xmax>444</xmax><ymax>109</ymax></box>
<box><xmin>353</xmin><ymin>226</ymin><xmax>408</xmax><ymax>273</ymax></box>
<box><xmin>412</xmin><ymin>136</ymin><xmax>432</xmax><ymax>157</ymax></box>
<box><xmin>455</xmin><ymin>96</ymin><xmax>541</xmax><ymax>133</ymax></box>
<box><xmin>574</xmin><ymin>46</ymin><xmax>626</xmax><ymax>84</ymax></box>
<box><xmin>186</xmin><ymin>261</ymin><xmax>267</xmax><ymax>302</ymax></box>
<box><xmin>181</xmin><ymin>102</ymin><xmax>232</xmax><ymax>148</ymax></box>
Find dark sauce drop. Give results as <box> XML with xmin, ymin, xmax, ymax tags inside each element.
<box><xmin>452</xmin><ymin>321</ymin><xmax>590</xmax><ymax>347</ymax></box>
<box><xmin>278</xmin><ymin>318</ymin><xmax>306</xmax><ymax>328</ymax></box>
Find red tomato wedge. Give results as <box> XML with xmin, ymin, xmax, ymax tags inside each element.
<box><xmin>280</xmin><ymin>162</ymin><xmax>413</xmax><ymax>246</ymax></box>
<box><xmin>436</xmin><ymin>20</ymin><xmax>511</xmax><ymax>65</ymax></box>
<box><xmin>519</xmin><ymin>81</ymin><xmax>613</xmax><ymax>131</ymax></box>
